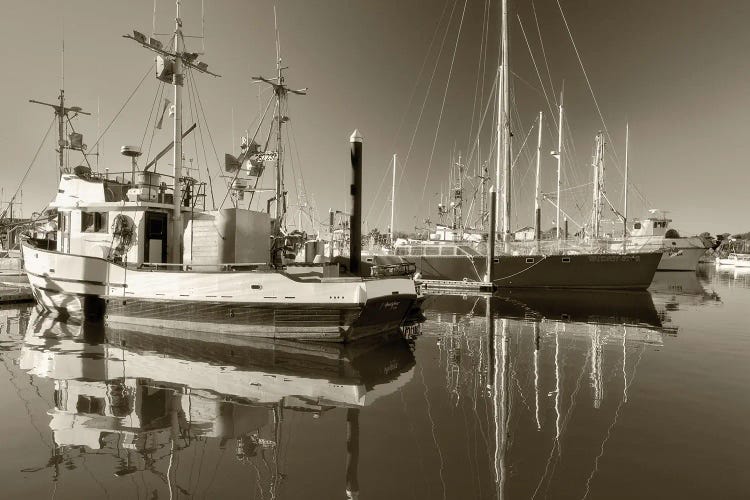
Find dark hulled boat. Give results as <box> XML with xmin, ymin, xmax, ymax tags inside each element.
<box><xmin>370</xmin><ymin>243</ymin><xmax>662</xmax><ymax>290</ymax></box>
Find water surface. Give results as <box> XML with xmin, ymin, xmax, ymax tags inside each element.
<box><xmin>0</xmin><ymin>266</ymin><xmax>747</xmax><ymax>499</ymax></box>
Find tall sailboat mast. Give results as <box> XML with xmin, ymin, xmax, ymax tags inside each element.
<box><xmin>390</xmin><ymin>153</ymin><xmax>396</xmax><ymax>242</ymax></box>
<box><xmin>623</xmin><ymin>123</ymin><xmax>629</xmax><ymax>240</ymax></box>
<box><xmin>555</xmin><ymin>89</ymin><xmax>564</xmax><ymax>239</ymax></box>
<box><xmin>591</xmin><ymin>132</ymin><xmax>605</xmax><ymax>239</ymax></box>
<box><xmin>500</xmin><ymin>0</ymin><xmax>512</xmax><ymax>243</ymax></box>
<box><xmin>534</xmin><ymin>111</ymin><xmax>543</xmax><ymax>241</ymax></box>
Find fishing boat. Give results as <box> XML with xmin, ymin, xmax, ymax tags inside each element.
<box><xmin>21</xmin><ymin>3</ymin><xmax>416</xmax><ymax>342</ymax></box>
<box><xmin>614</xmin><ymin>214</ymin><xmax>709</xmax><ymax>271</ymax></box>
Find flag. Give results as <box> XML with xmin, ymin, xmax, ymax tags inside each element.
<box><xmin>155</xmin><ymin>98</ymin><xmax>171</xmax><ymax>130</ymax></box>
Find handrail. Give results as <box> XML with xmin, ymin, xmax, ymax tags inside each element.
<box><xmin>139</xmin><ymin>261</ymin><xmax>268</xmax><ymax>268</ymax></box>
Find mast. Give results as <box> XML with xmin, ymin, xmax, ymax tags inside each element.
<box><xmin>500</xmin><ymin>0</ymin><xmax>512</xmax><ymax>244</ymax></box>
<box><xmin>251</xmin><ymin>10</ymin><xmax>307</xmax><ymax>235</ymax></box>
<box><xmin>124</xmin><ymin>0</ymin><xmax>220</xmax><ymax>263</ymax></box>
<box><xmin>172</xmin><ymin>1</ymin><xmax>184</xmax><ymax>264</ymax></box>
<box><xmin>623</xmin><ymin>122</ymin><xmax>629</xmax><ymax>241</ymax></box>
<box><xmin>555</xmin><ymin>89</ymin><xmax>563</xmax><ymax>239</ymax></box>
<box><xmin>57</xmin><ymin>90</ymin><xmax>66</xmax><ymax>175</ymax></box>
<box><xmin>390</xmin><ymin>153</ymin><xmax>396</xmax><ymax>243</ymax></box>
<box><xmin>591</xmin><ymin>132</ymin><xmax>605</xmax><ymax>240</ymax></box>
<box><xmin>274</xmin><ymin>21</ymin><xmax>283</xmax><ymax>230</ymax></box>
<box><xmin>30</xmin><ymin>91</ymin><xmax>91</xmax><ymax>179</ymax></box>
<box><xmin>454</xmin><ymin>154</ymin><xmax>464</xmax><ymax>237</ymax></box>
<box><xmin>495</xmin><ymin>66</ymin><xmax>502</xmax><ymax>235</ymax></box>
<box><xmin>534</xmin><ymin>111</ymin><xmax>543</xmax><ymax>241</ymax></box>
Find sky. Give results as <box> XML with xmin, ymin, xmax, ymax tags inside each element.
<box><xmin>0</xmin><ymin>0</ymin><xmax>748</xmax><ymax>236</ymax></box>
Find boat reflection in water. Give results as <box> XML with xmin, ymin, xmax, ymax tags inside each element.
<box><xmin>420</xmin><ymin>290</ymin><xmax>672</xmax><ymax>499</ymax></box>
<box><xmin>20</xmin><ymin>312</ymin><xmax>415</xmax><ymax>498</ymax></box>
<box><xmin>711</xmin><ymin>262</ymin><xmax>750</xmax><ymax>289</ymax></box>
<box><xmin>424</xmin><ymin>288</ymin><xmax>664</xmax><ymax>328</ymax></box>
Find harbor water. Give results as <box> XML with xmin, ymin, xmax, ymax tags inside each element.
<box><xmin>0</xmin><ymin>265</ymin><xmax>747</xmax><ymax>499</ymax></box>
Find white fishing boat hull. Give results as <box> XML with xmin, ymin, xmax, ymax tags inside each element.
<box><xmin>656</xmin><ymin>246</ymin><xmax>707</xmax><ymax>271</ymax></box>
<box><xmin>22</xmin><ymin>242</ymin><xmax>417</xmax><ymax>342</ymax></box>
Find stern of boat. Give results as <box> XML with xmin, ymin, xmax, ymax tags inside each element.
<box><xmin>347</xmin><ymin>277</ymin><xmax>417</xmax><ymax>342</ymax></box>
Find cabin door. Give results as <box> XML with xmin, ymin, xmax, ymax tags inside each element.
<box><xmin>144</xmin><ymin>212</ymin><xmax>168</xmax><ymax>263</ymax></box>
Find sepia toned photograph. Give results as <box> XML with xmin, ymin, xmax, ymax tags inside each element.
<box><xmin>0</xmin><ymin>1</ymin><xmax>746</xmax><ymax>498</ymax></box>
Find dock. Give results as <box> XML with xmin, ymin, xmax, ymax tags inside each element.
<box><xmin>0</xmin><ymin>282</ymin><xmax>33</xmax><ymax>303</ymax></box>
<box><xmin>417</xmin><ymin>279</ymin><xmax>495</xmax><ymax>293</ymax></box>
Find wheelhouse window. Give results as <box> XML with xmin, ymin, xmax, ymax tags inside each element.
<box><xmin>81</xmin><ymin>212</ymin><xmax>108</xmax><ymax>233</ymax></box>
<box><xmin>634</xmin><ymin>222</ymin><xmax>642</xmax><ymax>230</ymax></box>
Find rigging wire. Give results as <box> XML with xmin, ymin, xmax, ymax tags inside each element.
<box><xmin>88</xmin><ymin>62</ymin><xmax>154</xmax><ymax>153</ymax></box>
<box><xmin>218</xmin><ymin>94</ymin><xmax>275</xmax><ymax>210</ymax></box>
<box><xmin>517</xmin><ymin>14</ymin><xmax>558</xmax><ymax>131</ymax></box>
<box><xmin>143</xmin><ymin>81</ymin><xmax>167</xmax><ymax>163</ymax></box>
<box><xmin>0</xmin><ymin>117</ymin><xmax>56</xmax><ymax>221</ymax></box>
<box><xmin>189</xmin><ymin>66</ymin><xmax>227</xmax><ymax>190</ymax></box>
<box><xmin>185</xmin><ymin>67</ymin><xmax>216</xmax><ymax>208</ymax></box>
<box><xmin>397</xmin><ymin>0</ymin><xmax>460</xmax><ymax>197</ymax></box>
<box><xmin>421</xmin><ymin>0</ymin><xmax>470</xmax><ymax>205</ymax></box>
<box><xmin>466</xmin><ymin>0</ymin><xmax>492</xmax><ymax>150</ymax></box>
<box><xmin>363</xmin><ymin>0</ymin><xmax>454</xmax><ymax>226</ymax></box>
<box><xmin>531</xmin><ymin>0</ymin><xmax>558</xmax><ymax>108</ymax></box>
<box><xmin>554</xmin><ymin>0</ymin><xmax>651</xmax><ymax>210</ymax></box>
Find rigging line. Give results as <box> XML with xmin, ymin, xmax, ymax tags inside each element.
<box><xmin>190</xmin><ymin>67</ymin><xmax>226</xmax><ymax>188</ymax></box>
<box><xmin>462</xmin><ymin>60</ymin><xmax>499</xmax><ymax>170</ymax></box>
<box><xmin>188</xmin><ymin>70</ymin><xmax>221</xmax><ymax>210</ymax></box>
<box><xmin>555</xmin><ymin>0</ymin><xmax>652</xmax><ymax>218</ymax></box>
<box><xmin>186</xmin><ymin>68</ymin><xmax>216</xmax><ymax>207</ymax></box>
<box><xmin>531</xmin><ymin>0</ymin><xmax>558</xmax><ymax>108</ymax></box>
<box><xmin>397</xmin><ymin>0</ymin><xmax>459</xmax><ymax>195</ymax></box>
<box><xmin>381</xmin><ymin>0</ymin><xmax>453</xmax><ymax>210</ymax></box>
<box><xmin>364</xmin><ymin>158</ymin><xmax>395</xmax><ymax>224</ymax></box>
<box><xmin>144</xmin><ymin>81</ymin><xmax>167</xmax><ymax>163</ymax></box>
<box><xmin>140</xmin><ymin>78</ymin><xmax>165</xmax><ymax>151</ymax></box>
<box><xmin>89</xmin><ymin>62</ymin><xmax>154</xmax><ymax>152</ymax></box>
<box><xmin>420</xmin><ymin>0</ymin><xmax>468</xmax><ymax>206</ymax></box>
<box><xmin>285</xmin><ymin>101</ymin><xmax>310</xmax><ymax>214</ymax></box>
<box><xmin>0</xmin><ymin>116</ymin><xmax>55</xmax><ymax>221</ymax></box>
<box><xmin>467</xmin><ymin>0</ymin><xmax>492</xmax><ymax>149</ymax></box>
<box><xmin>220</xmin><ymin>94</ymin><xmax>275</xmax><ymax>210</ymax></box>
<box><xmin>517</xmin><ymin>14</ymin><xmax>558</xmax><ymax>130</ymax></box>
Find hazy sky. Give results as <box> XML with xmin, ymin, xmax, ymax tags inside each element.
<box><xmin>1</xmin><ymin>0</ymin><xmax>748</xmax><ymax>236</ymax></box>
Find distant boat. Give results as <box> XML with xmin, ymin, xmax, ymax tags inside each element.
<box><xmin>714</xmin><ymin>239</ymin><xmax>750</xmax><ymax>267</ymax></box>
<box><xmin>617</xmin><ymin>216</ymin><xmax>709</xmax><ymax>271</ymax></box>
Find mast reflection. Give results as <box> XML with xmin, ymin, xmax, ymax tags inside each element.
<box><xmin>425</xmin><ymin>290</ymin><xmax>671</xmax><ymax>499</ymax></box>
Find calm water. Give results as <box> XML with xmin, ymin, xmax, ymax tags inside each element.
<box><xmin>0</xmin><ymin>265</ymin><xmax>747</xmax><ymax>499</ymax></box>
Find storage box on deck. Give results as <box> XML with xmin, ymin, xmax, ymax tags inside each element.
<box><xmin>184</xmin><ymin>208</ymin><xmax>270</xmax><ymax>268</ymax></box>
